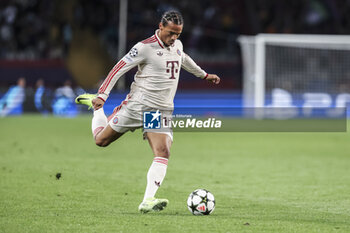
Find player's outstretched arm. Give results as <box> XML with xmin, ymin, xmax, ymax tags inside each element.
<box><xmin>181</xmin><ymin>52</ymin><xmax>221</xmax><ymax>85</ymax></box>
<box><xmin>205</xmin><ymin>74</ymin><xmax>220</xmax><ymax>85</ymax></box>
<box><xmin>96</xmin><ymin>43</ymin><xmax>146</xmax><ymax>103</ymax></box>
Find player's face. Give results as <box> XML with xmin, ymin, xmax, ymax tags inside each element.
<box><xmin>159</xmin><ymin>22</ymin><xmax>183</xmax><ymax>47</ymax></box>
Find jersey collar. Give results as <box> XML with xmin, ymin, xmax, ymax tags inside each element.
<box><xmin>155</xmin><ymin>30</ymin><xmax>165</xmax><ymax>49</ymax></box>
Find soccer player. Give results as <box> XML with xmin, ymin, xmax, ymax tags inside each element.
<box><xmin>76</xmin><ymin>10</ymin><xmax>220</xmax><ymax>213</ymax></box>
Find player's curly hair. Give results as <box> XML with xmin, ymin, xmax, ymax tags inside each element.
<box><xmin>161</xmin><ymin>10</ymin><xmax>183</xmax><ymax>26</ymax></box>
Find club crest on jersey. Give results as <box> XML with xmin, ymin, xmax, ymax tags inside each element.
<box><xmin>177</xmin><ymin>49</ymin><xmax>181</xmax><ymax>56</ymax></box>
<box><xmin>129</xmin><ymin>48</ymin><xmax>138</xmax><ymax>57</ymax></box>
<box><xmin>157</xmin><ymin>51</ymin><xmax>163</xmax><ymax>56</ymax></box>
<box><xmin>113</xmin><ymin>116</ymin><xmax>118</xmax><ymax>124</ymax></box>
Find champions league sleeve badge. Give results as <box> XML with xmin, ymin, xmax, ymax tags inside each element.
<box><xmin>129</xmin><ymin>47</ymin><xmax>138</xmax><ymax>57</ymax></box>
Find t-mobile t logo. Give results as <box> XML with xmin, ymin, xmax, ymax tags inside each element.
<box><xmin>166</xmin><ymin>61</ymin><xmax>179</xmax><ymax>79</ymax></box>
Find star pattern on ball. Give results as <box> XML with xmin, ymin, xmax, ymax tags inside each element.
<box><xmin>189</xmin><ymin>201</ymin><xmax>198</xmax><ymax>213</ymax></box>
<box><xmin>187</xmin><ymin>189</ymin><xmax>215</xmax><ymax>215</ymax></box>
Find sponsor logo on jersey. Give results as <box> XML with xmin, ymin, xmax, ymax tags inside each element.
<box><xmin>177</xmin><ymin>49</ymin><xmax>181</xmax><ymax>56</ymax></box>
<box><xmin>129</xmin><ymin>47</ymin><xmax>138</xmax><ymax>57</ymax></box>
<box><xmin>143</xmin><ymin>110</ymin><xmax>161</xmax><ymax>129</ymax></box>
<box><xmin>157</xmin><ymin>51</ymin><xmax>163</xmax><ymax>56</ymax></box>
<box><xmin>166</xmin><ymin>61</ymin><xmax>179</xmax><ymax>79</ymax></box>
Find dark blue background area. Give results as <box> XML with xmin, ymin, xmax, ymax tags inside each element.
<box><xmin>103</xmin><ymin>92</ymin><xmax>242</xmax><ymax>115</ymax></box>
<box><xmin>1</xmin><ymin>91</ymin><xmax>348</xmax><ymax>118</ymax></box>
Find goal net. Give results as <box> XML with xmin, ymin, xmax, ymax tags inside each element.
<box><xmin>238</xmin><ymin>34</ymin><xmax>350</xmax><ymax>113</ymax></box>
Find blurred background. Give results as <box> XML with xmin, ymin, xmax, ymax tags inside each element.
<box><xmin>1</xmin><ymin>0</ymin><xmax>350</xmax><ymax>117</ymax></box>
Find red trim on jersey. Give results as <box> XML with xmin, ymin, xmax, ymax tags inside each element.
<box><xmin>99</xmin><ymin>61</ymin><xmax>123</xmax><ymax>93</ymax></box>
<box><xmin>142</xmin><ymin>35</ymin><xmax>155</xmax><ymax>41</ymax></box>
<box><xmin>203</xmin><ymin>73</ymin><xmax>208</xmax><ymax>80</ymax></box>
<box><xmin>99</xmin><ymin>60</ymin><xmax>126</xmax><ymax>92</ymax></box>
<box><xmin>154</xmin><ymin>35</ymin><xmax>164</xmax><ymax>48</ymax></box>
<box><xmin>97</xmin><ymin>96</ymin><xmax>105</xmax><ymax>102</ymax></box>
<box><xmin>141</xmin><ymin>35</ymin><xmax>156</xmax><ymax>44</ymax></box>
<box><xmin>107</xmin><ymin>100</ymin><xmax>127</xmax><ymax>122</ymax></box>
<box><xmin>99</xmin><ymin>61</ymin><xmax>126</xmax><ymax>93</ymax></box>
<box><xmin>142</xmin><ymin>39</ymin><xmax>157</xmax><ymax>44</ymax></box>
<box><xmin>107</xmin><ymin>94</ymin><xmax>131</xmax><ymax>122</ymax></box>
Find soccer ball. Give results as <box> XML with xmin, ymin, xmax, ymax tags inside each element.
<box><xmin>187</xmin><ymin>189</ymin><xmax>215</xmax><ymax>215</ymax></box>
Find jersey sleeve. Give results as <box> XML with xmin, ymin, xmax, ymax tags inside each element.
<box><xmin>97</xmin><ymin>42</ymin><xmax>146</xmax><ymax>101</ymax></box>
<box><xmin>181</xmin><ymin>52</ymin><xmax>208</xmax><ymax>79</ymax></box>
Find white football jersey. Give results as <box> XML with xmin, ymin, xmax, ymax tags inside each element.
<box><xmin>97</xmin><ymin>30</ymin><xmax>207</xmax><ymax>110</ymax></box>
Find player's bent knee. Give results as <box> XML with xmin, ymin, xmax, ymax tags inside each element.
<box><xmin>95</xmin><ymin>138</ymin><xmax>110</xmax><ymax>147</ymax></box>
<box><xmin>155</xmin><ymin>146</ymin><xmax>170</xmax><ymax>158</ymax></box>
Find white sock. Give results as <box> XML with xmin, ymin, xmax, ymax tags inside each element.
<box><xmin>143</xmin><ymin>157</ymin><xmax>168</xmax><ymax>201</ymax></box>
<box><xmin>91</xmin><ymin>108</ymin><xmax>107</xmax><ymax>138</ymax></box>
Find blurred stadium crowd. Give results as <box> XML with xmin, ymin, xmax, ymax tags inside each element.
<box><xmin>0</xmin><ymin>76</ymin><xmax>83</xmax><ymax>116</ymax></box>
<box><xmin>1</xmin><ymin>0</ymin><xmax>350</xmax><ymax>117</ymax></box>
<box><xmin>1</xmin><ymin>0</ymin><xmax>350</xmax><ymax>60</ymax></box>
<box><xmin>0</xmin><ymin>0</ymin><xmax>69</xmax><ymax>59</ymax></box>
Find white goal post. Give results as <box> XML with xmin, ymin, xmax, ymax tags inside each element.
<box><xmin>238</xmin><ymin>34</ymin><xmax>350</xmax><ymax>108</ymax></box>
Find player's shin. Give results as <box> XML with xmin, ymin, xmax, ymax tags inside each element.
<box><xmin>91</xmin><ymin>108</ymin><xmax>107</xmax><ymax>139</ymax></box>
<box><xmin>143</xmin><ymin>157</ymin><xmax>168</xmax><ymax>201</ymax></box>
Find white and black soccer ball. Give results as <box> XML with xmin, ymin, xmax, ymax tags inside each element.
<box><xmin>187</xmin><ymin>189</ymin><xmax>215</xmax><ymax>215</ymax></box>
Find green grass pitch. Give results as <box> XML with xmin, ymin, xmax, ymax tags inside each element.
<box><xmin>0</xmin><ymin>115</ymin><xmax>349</xmax><ymax>233</ymax></box>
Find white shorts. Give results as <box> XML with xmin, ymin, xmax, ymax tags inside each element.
<box><xmin>108</xmin><ymin>99</ymin><xmax>173</xmax><ymax>141</ymax></box>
